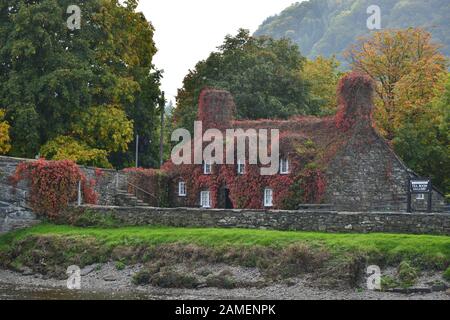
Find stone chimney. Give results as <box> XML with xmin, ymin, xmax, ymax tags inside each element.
<box><xmin>197</xmin><ymin>88</ymin><xmax>236</xmax><ymax>129</ymax></box>
<box><xmin>335</xmin><ymin>72</ymin><xmax>375</xmax><ymax>131</ymax></box>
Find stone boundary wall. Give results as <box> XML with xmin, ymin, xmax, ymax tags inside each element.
<box><xmin>85</xmin><ymin>206</ymin><xmax>450</xmax><ymax>236</ymax></box>
<box><xmin>0</xmin><ymin>156</ymin><xmax>30</xmax><ymax>207</ymax></box>
<box><xmin>0</xmin><ymin>156</ymin><xmax>127</xmax><ymax>207</ymax></box>
<box><xmin>0</xmin><ymin>201</ymin><xmax>39</xmax><ymax>233</ymax></box>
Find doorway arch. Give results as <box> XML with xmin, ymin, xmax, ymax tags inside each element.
<box><xmin>218</xmin><ymin>185</ymin><xmax>233</xmax><ymax>209</ymax></box>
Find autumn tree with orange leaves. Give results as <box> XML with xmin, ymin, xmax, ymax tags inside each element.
<box><xmin>346</xmin><ymin>28</ymin><xmax>449</xmax><ymax>194</ymax></box>
<box><xmin>345</xmin><ymin>28</ymin><xmax>448</xmax><ymax>140</ymax></box>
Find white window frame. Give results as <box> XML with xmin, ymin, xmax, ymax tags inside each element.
<box><xmin>200</xmin><ymin>191</ymin><xmax>211</xmax><ymax>208</ymax></box>
<box><xmin>416</xmin><ymin>194</ymin><xmax>425</xmax><ymax>200</ymax></box>
<box><xmin>178</xmin><ymin>181</ymin><xmax>186</xmax><ymax>197</ymax></box>
<box><xmin>237</xmin><ymin>159</ymin><xmax>245</xmax><ymax>175</ymax></box>
<box><xmin>264</xmin><ymin>188</ymin><xmax>273</xmax><ymax>207</ymax></box>
<box><xmin>203</xmin><ymin>161</ymin><xmax>212</xmax><ymax>175</ymax></box>
<box><xmin>280</xmin><ymin>158</ymin><xmax>289</xmax><ymax>174</ymax></box>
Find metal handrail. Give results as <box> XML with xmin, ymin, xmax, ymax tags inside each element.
<box><xmin>126</xmin><ymin>181</ymin><xmax>159</xmax><ymax>202</ymax></box>
<box><xmin>114</xmin><ymin>172</ymin><xmax>159</xmax><ymax>205</ymax></box>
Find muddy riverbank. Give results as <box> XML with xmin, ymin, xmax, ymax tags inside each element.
<box><xmin>1</xmin><ymin>264</ymin><xmax>449</xmax><ymax>300</ymax></box>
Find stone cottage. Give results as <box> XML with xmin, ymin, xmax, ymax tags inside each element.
<box><xmin>0</xmin><ymin>74</ymin><xmax>446</xmax><ymax>214</ymax></box>
<box><xmin>164</xmin><ymin>72</ymin><xmax>446</xmax><ymax>212</ymax></box>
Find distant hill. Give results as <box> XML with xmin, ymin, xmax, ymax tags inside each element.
<box><xmin>255</xmin><ymin>0</ymin><xmax>450</xmax><ymax>62</ymax></box>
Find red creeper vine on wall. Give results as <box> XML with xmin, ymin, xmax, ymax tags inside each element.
<box><xmin>10</xmin><ymin>159</ymin><xmax>98</xmax><ymax>219</ymax></box>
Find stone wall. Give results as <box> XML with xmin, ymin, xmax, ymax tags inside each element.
<box><xmin>325</xmin><ymin>130</ymin><xmax>447</xmax><ymax>212</ymax></box>
<box><xmin>0</xmin><ymin>154</ymin><xmax>446</xmax><ymax>216</ymax></box>
<box><xmin>85</xmin><ymin>206</ymin><xmax>450</xmax><ymax>236</ymax></box>
<box><xmin>0</xmin><ymin>156</ymin><xmax>127</xmax><ymax>207</ymax></box>
<box><xmin>0</xmin><ymin>201</ymin><xmax>39</xmax><ymax>233</ymax></box>
<box><xmin>0</xmin><ymin>156</ymin><xmax>30</xmax><ymax>207</ymax></box>
<box><xmin>79</xmin><ymin>167</ymin><xmax>126</xmax><ymax>205</ymax></box>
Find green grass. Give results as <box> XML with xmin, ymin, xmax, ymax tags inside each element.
<box><xmin>1</xmin><ymin>223</ymin><xmax>449</xmax><ymax>268</ymax></box>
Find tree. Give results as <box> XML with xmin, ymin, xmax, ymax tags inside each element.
<box><xmin>72</xmin><ymin>105</ymin><xmax>134</xmax><ymax>154</ymax></box>
<box><xmin>40</xmin><ymin>136</ymin><xmax>111</xmax><ymax>168</ymax></box>
<box><xmin>0</xmin><ymin>0</ymin><xmax>162</xmax><ymax>168</ymax></box>
<box><xmin>0</xmin><ymin>0</ymin><xmax>98</xmax><ymax>156</ymax></box>
<box><xmin>303</xmin><ymin>56</ymin><xmax>343</xmax><ymax>115</ymax></box>
<box><xmin>346</xmin><ymin>28</ymin><xmax>449</xmax><ymax>193</ymax></box>
<box><xmin>93</xmin><ymin>0</ymin><xmax>162</xmax><ymax>168</ymax></box>
<box><xmin>174</xmin><ymin>29</ymin><xmax>314</xmax><ymax>132</ymax></box>
<box><xmin>161</xmin><ymin>100</ymin><xmax>175</xmax><ymax>163</ymax></box>
<box><xmin>345</xmin><ymin>28</ymin><xmax>448</xmax><ymax>139</ymax></box>
<box><xmin>0</xmin><ymin>109</ymin><xmax>11</xmax><ymax>154</ymax></box>
<box><xmin>393</xmin><ymin>74</ymin><xmax>450</xmax><ymax>194</ymax></box>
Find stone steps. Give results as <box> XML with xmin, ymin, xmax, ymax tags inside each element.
<box><xmin>114</xmin><ymin>190</ymin><xmax>149</xmax><ymax>207</ymax></box>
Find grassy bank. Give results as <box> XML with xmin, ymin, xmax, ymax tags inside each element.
<box><xmin>0</xmin><ymin>224</ymin><xmax>449</xmax><ymax>288</ymax></box>
<box><xmin>1</xmin><ymin>224</ymin><xmax>450</xmax><ymax>262</ymax></box>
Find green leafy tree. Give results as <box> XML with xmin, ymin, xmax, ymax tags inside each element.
<box><xmin>0</xmin><ymin>0</ymin><xmax>162</xmax><ymax>167</ymax></box>
<box><xmin>0</xmin><ymin>0</ymin><xmax>101</xmax><ymax>156</ymax></box>
<box><xmin>72</xmin><ymin>105</ymin><xmax>134</xmax><ymax>154</ymax></box>
<box><xmin>93</xmin><ymin>0</ymin><xmax>162</xmax><ymax>168</ymax></box>
<box><xmin>393</xmin><ymin>74</ymin><xmax>450</xmax><ymax>194</ymax></box>
<box><xmin>174</xmin><ymin>29</ymin><xmax>315</xmax><ymax>132</ymax></box>
<box><xmin>303</xmin><ymin>56</ymin><xmax>343</xmax><ymax>115</ymax></box>
<box><xmin>161</xmin><ymin>100</ymin><xmax>175</xmax><ymax>163</ymax></box>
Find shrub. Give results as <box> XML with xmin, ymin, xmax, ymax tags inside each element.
<box><xmin>133</xmin><ymin>266</ymin><xmax>199</xmax><ymax>289</ymax></box>
<box><xmin>0</xmin><ymin>109</ymin><xmax>11</xmax><ymax>155</ymax></box>
<box><xmin>206</xmin><ymin>274</ymin><xmax>236</xmax><ymax>289</ymax></box>
<box><xmin>443</xmin><ymin>267</ymin><xmax>450</xmax><ymax>281</ymax></box>
<box><xmin>316</xmin><ymin>252</ymin><xmax>366</xmax><ymax>288</ymax></box>
<box><xmin>381</xmin><ymin>275</ymin><xmax>399</xmax><ymax>290</ymax></box>
<box><xmin>151</xmin><ymin>270</ymin><xmax>200</xmax><ymax>289</ymax></box>
<box><xmin>397</xmin><ymin>261</ymin><xmax>418</xmax><ymax>288</ymax></box>
<box><xmin>132</xmin><ymin>269</ymin><xmax>153</xmax><ymax>285</ymax></box>
<box><xmin>272</xmin><ymin>244</ymin><xmax>329</xmax><ymax>278</ymax></box>
<box><xmin>197</xmin><ymin>268</ymin><xmax>213</xmax><ymax>277</ymax></box>
<box><xmin>115</xmin><ymin>261</ymin><xmax>126</xmax><ymax>271</ymax></box>
<box><xmin>132</xmin><ymin>263</ymin><xmax>166</xmax><ymax>285</ymax></box>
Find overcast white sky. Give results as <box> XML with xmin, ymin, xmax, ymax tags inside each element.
<box><xmin>137</xmin><ymin>1</ymin><xmax>300</xmax><ymax>102</ymax></box>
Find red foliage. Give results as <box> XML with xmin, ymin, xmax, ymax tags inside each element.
<box><xmin>334</xmin><ymin>106</ymin><xmax>352</xmax><ymax>131</ymax></box>
<box><xmin>163</xmin><ymin>74</ymin><xmax>377</xmax><ymax>209</ymax></box>
<box><xmin>165</xmin><ymin>93</ymin><xmax>335</xmax><ymax>209</ymax></box>
<box><xmin>198</xmin><ymin>88</ymin><xmax>236</xmax><ymax>130</ymax></box>
<box><xmin>166</xmin><ymin>144</ymin><xmax>326</xmax><ymax>209</ymax></box>
<box><xmin>10</xmin><ymin>159</ymin><xmax>97</xmax><ymax>219</ymax></box>
<box><xmin>95</xmin><ymin>168</ymin><xmax>104</xmax><ymax>178</ymax></box>
<box><xmin>298</xmin><ymin>168</ymin><xmax>327</xmax><ymax>203</ymax></box>
<box><xmin>335</xmin><ymin>72</ymin><xmax>374</xmax><ymax>131</ymax></box>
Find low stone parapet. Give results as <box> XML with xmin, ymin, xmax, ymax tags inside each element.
<box><xmin>80</xmin><ymin>205</ymin><xmax>450</xmax><ymax>236</ymax></box>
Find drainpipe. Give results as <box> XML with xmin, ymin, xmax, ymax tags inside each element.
<box><xmin>77</xmin><ymin>181</ymin><xmax>82</xmax><ymax>206</ymax></box>
<box><xmin>135</xmin><ymin>134</ymin><xmax>139</xmax><ymax>168</ymax></box>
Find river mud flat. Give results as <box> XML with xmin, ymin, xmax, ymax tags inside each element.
<box><xmin>0</xmin><ymin>263</ymin><xmax>449</xmax><ymax>300</ymax></box>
